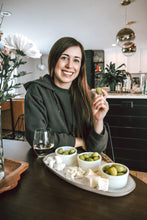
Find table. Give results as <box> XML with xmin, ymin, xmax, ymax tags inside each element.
<box><xmin>0</xmin><ymin>140</ymin><xmax>147</xmax><ymax>220</ymax></box>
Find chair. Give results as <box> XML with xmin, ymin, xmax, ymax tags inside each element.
<box><xmin>14</xmin><ymin>114</ymin><xmax>25</xmax><ymax>140</ymax></box>
<box><xmin>104</xmin><ymin>122</ymin><xmax>115</xmax><ymax>162</ymax></box>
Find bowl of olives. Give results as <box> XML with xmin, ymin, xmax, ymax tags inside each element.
<box><xmin>55</xmin><ymin>146</ymin><xmax>77</xmax><ymax>166</ymax></box>
<box><xmin>77</xmin><ymin>152</ymin><xmax>102</xmax><ymax>171</ymax></box>
<box><xmin>100</xmin><ymin>163</ymin><xmax>129</xmax><ymax>189</ymax></box>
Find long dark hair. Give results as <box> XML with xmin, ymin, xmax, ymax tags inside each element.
<box><xmin>48</xmin><ymin>37</ymin><xmax>93</xmax><ymax>139</ymax></box>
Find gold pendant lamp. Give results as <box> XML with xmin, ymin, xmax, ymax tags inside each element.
<box><xmin>116</xmin><ymin>0</ymin><xmax>136</xmax><ymax>56</ymax></box>
<box><xmin>122</xmin><ymin>43</ymin><xmax>136</xmax><ymax>56</ymax></box>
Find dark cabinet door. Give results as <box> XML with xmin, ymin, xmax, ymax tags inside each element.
<box><xmin>85</xmin><ymin>50</ymin><xmax>94</xmax><ymax>89</ymax></box>
<box><xmin>105</xmin><ymin>98</ymin><xmax>147</xmax><ymax>172</ymax></box>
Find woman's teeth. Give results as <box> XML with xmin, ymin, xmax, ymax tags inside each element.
<box><xmin>63</xmin><ymin>71</ymin><xmax>72</xmax><ymax>76</ymax></box>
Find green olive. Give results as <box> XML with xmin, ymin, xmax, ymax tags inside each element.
<box><xmin>69</xmin><ymin>149</ymin><xmax>76</xmax><ymax>154</ymax></box>
<box><xmin>62</xmin><ymin>151</ymin><xmax>69</xmax><ymax>155</ymax></box>
<box><xmin>93</xmin><ymin>156</ymin><xmax>100</xmax><ymax>161</ymax></box>
<box><xmin>96</xmin><ymin>87</ymin><xmax>102</xmax><ymax>95</ymax></box>
<box><xmin>109</xmin><ymin>167</ymin><xmax>117</xmax><ymax>176</ymax></box>
<box><xmin>113</xmin><ymin>164</ymin><xmax>127</xmax><ymax>173</ymax></box>
<box><xmin>57</xmin><ymin>148</ymin><xmax>64</xmax><ymax>154</ymax></box>
<box><xmin>86</xmin><ymin>157</ymin><xmax>94</xmax><ymax>161</ymax></box>
<box><xmin>83</xmin><ymin>154</ymin><xmax>90</xmax><ymax>159</ymax></box>
<box><xmin>103</xmin><ymin>165</ymin><xmax>110</xmax><ymax>172</ymax></box>
<box><xmin>91</xmin><ymin>152</ymin><xmax>99</xmax><ymax>157</ymax></box>
<box><xmin>79</xmin><ymin>155</ymin><xmax>85</xmax><ymax>160</ymax></box>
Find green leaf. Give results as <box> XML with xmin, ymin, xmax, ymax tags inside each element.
<box><xmin>16</xmin><ymin>49</ymin><xmax>26</xmax><ymax>56</ymax></box>
<box><xmin>0</xmin><ymin>50</ymin><xmax>30</xmax><ymax>103</ymax></box>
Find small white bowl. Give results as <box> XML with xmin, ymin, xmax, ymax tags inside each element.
<box><xmin>77</xmin><ymin>152</ymin><xmax>102</xmax><ymax>171</ymax></box>
<box><xmin>100</xmin><ymin>163</ymin><xmax>129</xmax><ymax>189</ymax></box>
<box><xmin>55</xmin><ymin>146</ymin><xmax>77</xmax><ymax>166</ymax></box>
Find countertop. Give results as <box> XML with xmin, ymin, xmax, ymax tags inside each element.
<box><xmin>91</xmin><ymin>88</ymin><xmax>147</xmax><ymax>99</ymax></box>
<box><xmin>107</xmin><ymin>93</ymin><xmax>147</xmax><ymax>99</ymax></box>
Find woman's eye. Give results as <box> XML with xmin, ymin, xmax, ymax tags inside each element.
<box><xmin>61</xmin><ymin>56</ymin><xmax>68</xmax><ymax>60</ymax></box>
<box><xmin>74</xmin><ymin>59</ymin><xmax>80</xmax><ymax>63</ymax></box>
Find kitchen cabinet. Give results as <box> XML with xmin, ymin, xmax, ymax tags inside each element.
<box><xmin>105</xmin><ymin>98</ymin><xmax>147</xmax><ymax>172</ymax></box>
<box><xmin>85</xmin><ymin>50</ymin><xmax>104</xmax><ymax>89</ymax></box>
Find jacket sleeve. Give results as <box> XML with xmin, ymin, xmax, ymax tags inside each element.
<box><xmin>85</xmin><ymin>126</ymin><xmax>108</xmax><ymax>153</ymax></box>
<box><xmin>24</xmin><ymin>85</ymin><xmax>75</xmax><ymax>148</ymax></box>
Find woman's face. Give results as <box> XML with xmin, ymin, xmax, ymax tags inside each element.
<box><xmin>54</xmin><ymin>46</ymin><xmax>82</xmax><ymax>89</ymax></box>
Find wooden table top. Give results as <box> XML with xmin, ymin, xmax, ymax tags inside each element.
<box><xmin>0</xmin><ymin>139</ymin><xmax>147</xmax><ymax>220</ymax></box>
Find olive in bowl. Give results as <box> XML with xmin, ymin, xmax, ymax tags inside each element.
<box><xmin>55</xmin><ymin>146</ymin><xmax>77</xmax><ymax>166</ymax></box>
<box><xmin>77</xmin><ymin>152</ymin><xmax>102</xmax><ymax>171</ymax></box>
<box><xmin>100</xmin><ymin>163</ymin><xmax>129</xmax><ymax>189</ymax></box>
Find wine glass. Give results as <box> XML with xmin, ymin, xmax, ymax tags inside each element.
<box><xmin>33</xmin><ymin>128</ymin><xmax>54</xmax><ymax>158</ymax></box>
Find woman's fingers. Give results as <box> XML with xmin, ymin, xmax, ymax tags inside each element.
<box><xmin>101</xmin><ymin>89</ymin><xmax>108</xmax><ymax>98</ymax></box>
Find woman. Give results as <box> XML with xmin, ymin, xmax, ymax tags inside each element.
<box><xmin>24</xmin><ymin>37</ymin><xmax>109</xmax><ymax>152</ymax></box>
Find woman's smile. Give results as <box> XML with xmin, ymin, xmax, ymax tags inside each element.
<box><xmin>62</xmin><ymin>70</ymin><xmax>73</xmax><ymax>76</ymax></box>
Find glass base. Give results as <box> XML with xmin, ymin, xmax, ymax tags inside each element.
<box><xmin>0</xmin><ymin>171</ymin><xmax>4</xmax><ymax>181</ymax></box>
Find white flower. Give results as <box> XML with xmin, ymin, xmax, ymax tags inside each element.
<box><xmin>4</xmin><ymin>33</ymin><xmax>42</xmax><ymax>58</ymax></box>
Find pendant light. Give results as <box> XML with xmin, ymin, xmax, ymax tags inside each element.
<box><xmin>122</xmin><ymin>43</ymin><xmax>136</xmax><ymax>56</ymax></box>
<box><xmin>116</xmin><ymin>28</ymin><xmax>135</xmax><ymax>48</ymax></box>
<box><xmin>116</xmin><ymin>0</ymin><xmax>136</xmax><ymax>52</ymax></box>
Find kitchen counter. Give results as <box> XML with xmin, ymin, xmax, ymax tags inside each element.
<box><xmin>107</xmin><ymin>93</ymin><xmax>147</xmax><ymax>99</ymax></box>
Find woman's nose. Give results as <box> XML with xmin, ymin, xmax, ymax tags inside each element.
<box><xmin>66</xmin><ymin>59</ymin><xmax>73</xmax><ymax>68</ymax></box>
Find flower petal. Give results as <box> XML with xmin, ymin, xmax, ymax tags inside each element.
<box><xmin>4</xmin><ymin>33</ymin><xmax>41</xmax><ymax>58</ymax></box>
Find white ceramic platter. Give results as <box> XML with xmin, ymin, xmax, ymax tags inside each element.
<box><xmin>43</xmin><ymin>153</ymin><xmax>136</xmax><ymax>197</ymax></box>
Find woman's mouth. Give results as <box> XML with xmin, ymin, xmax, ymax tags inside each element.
<box><xmin>63</xmin><ymin>71</ymin><xmax>73</xmax><ymax>76</ymax></box>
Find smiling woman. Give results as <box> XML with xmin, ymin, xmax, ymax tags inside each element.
<box><xmin>24</xmin><ymin>37</ymin><xmax>109</xmax><ymax>156</ymax></box>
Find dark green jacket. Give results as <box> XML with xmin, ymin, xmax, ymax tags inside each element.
<box><xmin>24</xmin><ymin>74</ymin><xmax>108</xmax><ymax>152</ymax></box>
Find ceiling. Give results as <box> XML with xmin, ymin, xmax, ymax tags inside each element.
<box><xmin>1</xmin><ymin>0</ymin><xmax>147</xmax><ymax>54</ymax></box>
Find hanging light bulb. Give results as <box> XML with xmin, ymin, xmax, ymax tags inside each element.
<box><xmin>121</xmin><ymin>0</ymin><xmax>131</xmax><ymax>6</ymax></box>
<box><xmin>116</xmin><ymin>0</ymin><xmax>136</xmax><ymax>50</ymax></box>
<box><xmin>122</xmin><ymin>43</ymin><xmax>136</xmax><ymax>56</ymax></box>
<box><xmin>122</xmin><ymin>41</ymin><xmax>135</xmax><ymax>48</ymax></box>
<box><xmin>116</xmin><ymin>28</ymin><xmax>135</xmax><ymax>48</ymax></box>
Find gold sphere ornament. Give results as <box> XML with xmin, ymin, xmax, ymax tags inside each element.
<box><xmin>116</xmin><ymin>28</ymin><xmax>135</xmax><ymax>48</ymax></box>
<box><xmin>122</xmin><ymin>43</ymin><xmax>136</xmax><ymax>56</ymax></box>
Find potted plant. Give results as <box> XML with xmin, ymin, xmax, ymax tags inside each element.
<box><xmin>0</xmin><ymin>33</ymin><xmax>41</xmax><ymax>103</ymax></box>
<box><xmin>98</xmin><ymin>62</ymin><xmax>127</xmax><ymax>91</ymax></box>
<box><xmin>0</xmin><ymin>33</ymin><xmax>41</xmax><ymax>180</ymax></box>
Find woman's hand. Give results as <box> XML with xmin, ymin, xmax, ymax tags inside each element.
<box><xmin>92</xmin><ymin>89</ymin><xmax>109</xmax><ymax>134</ymax></box>
<box><xmin>75</xmin><ymin>137</ymin><xmax>86</xmax><ymax>151</ymax></box>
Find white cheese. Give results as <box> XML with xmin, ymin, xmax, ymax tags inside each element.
<box><xmin>54</xmin><ymin>155</ymin><xmax>63</xmax><ymax>164</ymax></box>
<box><xmin>54</xmin><ymin>163</ymin><xmax>65</xmax><ymax>171</ymax></box>
<box><xmin>65</xmin><ymin>166</ymin><xmax>85</xmax><ymax>179</ymax></box>
<box><xmin>97</xmin><ymin>176</ymin><xmax>109</xmax><ymax>191</ymax></box>
<box><xmin>84</xmin><ymin>169</ymin><xmax>109</xmax><ymax>190</ymax></box>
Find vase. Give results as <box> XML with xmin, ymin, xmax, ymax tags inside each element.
<box><xmin>109</xmin><ymin>83</ymin><xmax>116</xmax><ymax>92</ymax></box>
<box><xmin>0</xmin><ymin>106</ymin><xmax>5</xmax><ymax>180</ymax></box>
